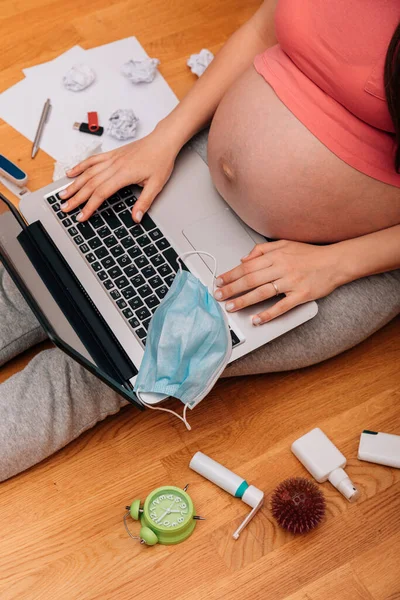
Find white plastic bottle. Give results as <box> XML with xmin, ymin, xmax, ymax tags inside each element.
<box><xmin>291</xmin><ymin>428</ymin><xmax>359</xmax><ymax>502</ymax></box>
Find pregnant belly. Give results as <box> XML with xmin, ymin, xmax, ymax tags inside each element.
<box><xmin>208</xmin><ymin>66</ymin><xmax>400</xmax><ymax>243</ymax></box>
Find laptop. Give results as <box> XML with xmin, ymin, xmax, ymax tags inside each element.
<box><xmin>1</xmin><ymin>147</ymin><xmax>317</xmax><ymax>410</ymax></box>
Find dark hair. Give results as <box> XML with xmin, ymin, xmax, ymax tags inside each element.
<box><xmin>385</xmin><ymin>22</ymin><xmax>400</xmax><ymax>172</ymax></box>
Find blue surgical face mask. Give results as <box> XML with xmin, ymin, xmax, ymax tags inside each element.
<box><xmin>134</xmin><ymin>252</ymin><xmax>232</xmax><ymax>430</ymax></box>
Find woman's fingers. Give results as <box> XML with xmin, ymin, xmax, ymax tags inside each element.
<box><xmin>251</xmin><ymin>293</ymin><xmax>303</xmax><ymax>325</ymax></box>
<box><xmin>241</xmin><ymin>240</ymin><xmax>286</xmax><ymax>262</ymax></box>
<box><xmin>77</xmin><ymin>174</ymin><xmax>127</xmax><ymax>221</ymax></box>
<box><xmin>222</xmin><ymin>280</ymin><xmax>283</xmax><ymax>313</ymax></box>
<box><xmin>66</xmin><ymin>152</ymin><xmax>111</xmax><ymax>177</ymax></box>
<box><xmin>63</xmin><ymin>167</ymin><xmax>120</xmax><ymax>218</ymax></box>
<box><xmin>214</xmin><ymin>265</ymin><xmax>279</xmax><ymax>302</ymax></box>
<box><xmin>59</xmin><ymin>163</ymin><xmax>110</xmax><ymax>203</ymax></box>
<box><xmin>216</xmin><ymin>254</ymin><xmax>272</xmax><ymax>287</ymax></box>
<box><xmin>132</xmin><ymin>179</ymin><xmax>163</xmax><ymax>223</ymax></box>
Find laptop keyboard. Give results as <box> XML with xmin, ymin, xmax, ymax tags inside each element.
<box><xmin>46</xmin><ymin>186</ymin><xmax>241</xmax><ymax>349</ymax></box>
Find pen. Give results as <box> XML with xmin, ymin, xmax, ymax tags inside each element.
<box><xmin>31</xmin><ymin>98</ymin><xmax>51</xmax><ymax>159</ymax></box>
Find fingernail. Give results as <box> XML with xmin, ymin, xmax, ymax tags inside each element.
<box><xmin>135</xmin><ymin>210</ymin><xmax>143</xmax><ymax>223</ymax></box>
<box><xmin>59</xmin><ymin>190</ymin><xmax>67</xmax><ymax>198</ymax></box>
<box><xmin>76</xmin><ymin>212</ymin><xmax>84</xmax><ymax>222</ymax></box>
<box><xmin>66</xmin><ymin>169</ymin><xmax>73</xmax><ymax>176</ymax></box>
<box><xmin>214</xmin><ymin>290</ymin><xmax>223</xmax><ymax>300</ymax></box>
<box><xmin>216</xmin><ymin>277</ymin><xmax>223</xmax><ymax>287</ymax></box>
<box><xmin>60</xmin><ymin>202</ymin><xmax>68</xmax><ymax>210</ymax></box>
<box><xmin>252</xmin><ymin>316</ymin><xmax>262</xmax><ymax>326</ymax></box>
<box><xmin>226</xmin><ymin>302</ymin><xmax>235</xmax><ymax>311</ymax></box>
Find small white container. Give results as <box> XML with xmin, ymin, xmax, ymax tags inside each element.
<box><xmin>291</xmin><ymin>428</ymin><xmax>359</xmax><ymax>502</ymax></box>
<box><xmin>358</xmin><ymin>430</ymin><xmax>400</xmax><ymax>468</ymax></box>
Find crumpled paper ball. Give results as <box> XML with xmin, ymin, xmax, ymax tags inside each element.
<box><xmin>187</xmin><ymin>49</ymin><xmax>214</xmax><ymax>77</ymax></box>
<box><xmin>107</xmin><ymin>109</ymin><xmax>139</xmax><ymax>140</ymax></box>
<box><xmin>53</xmin><ymin>140</ymin><xmax>103</xmax><ymax>181</ymax></box>
<box><xmin>63</xmin><ymin>64</ymin><xmax>96</xmax><ymax>92</ymax></box>
<box><xmin>121</xmin><ymin>57</ymin><xmax>160</xmax><ymax>84</ymax></box>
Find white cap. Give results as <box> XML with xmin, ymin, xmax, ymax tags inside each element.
<box><xmin>328</xmin><ymin>468</ymin><xmax>359</xmax><ymax>502</ymax></box>
<box><xmin>241</xmin><ymin>485</ymin><xmax>264</xmax><ymax>508</ymax></box>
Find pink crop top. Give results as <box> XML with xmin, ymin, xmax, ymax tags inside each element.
<box><xmin>254</xmin><ymin>0</ymin><xmax>400</xmax><ymax>187</ymax></box>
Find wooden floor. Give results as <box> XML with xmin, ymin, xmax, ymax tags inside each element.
<box><xmin>1</xmin><ymin>1</ymin><xmax>400</xmax><ymax>598</ymax></box>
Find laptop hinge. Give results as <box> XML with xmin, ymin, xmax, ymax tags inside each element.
<box><xmin>17</xmin><ymin>221</ymin><xmax>138</xmax><ymax>384</ymax></box>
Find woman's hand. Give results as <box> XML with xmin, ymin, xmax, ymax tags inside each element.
<box><xmin>58</xmin><ymin>128</ymin><xmax>179</xmax><ymax>223</ymax></box>
<box><xmin>214</xmin><ymin>240</ymin><xmax>343</xmax><ymax>324</ymax></box>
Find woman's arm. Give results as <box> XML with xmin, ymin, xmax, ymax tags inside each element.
<box><xmin>335</xmin><ymin>224</ymin><xmax>400</xmax><ymax>284</ymax></box>
<box><xmin>158</xmin><ymin>0</ymin><xmax>278</xmax><ymax>150</ymax></box>
<box><xmin>61</xmin><ymin>1</ymin><xmax>278</xmax><ymax>222</ymax></box>
<box><xmin>214</xmin><ymin>224</ymin><xmax>400</xmax><ymax>324</ymax></box>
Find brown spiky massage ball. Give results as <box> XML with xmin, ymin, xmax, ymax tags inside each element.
<box><xmin>271</xmin><ymin>477</ymin><xmax>326</xmax><ymax>534</ymax></box>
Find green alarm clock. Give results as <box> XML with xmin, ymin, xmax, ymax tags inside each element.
<box><xmin>124</xmin><ymin>484</ymin><xmax>204</xmax><ymax>546</ymax></box>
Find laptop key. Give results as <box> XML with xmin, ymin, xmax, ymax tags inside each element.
<box><xmin>114</xmin><ymin>202</ymin><xmax>126</xmax><ymax>213</ymax></box>
<box><xmin>79</xmin><ymin>244</ymin><xmax>90</xmax><ymax>253</ymax></box>
<box><xmin>129</xmin><ymin>296</ymin><xmax>143</xmax><ymax>310</ymax></box>
<box><xmin>158</xmin><ymin>263</ymin><xmax>172</xmax><ymax>277</ymax></box>
<box><xmin>142</xmin><ymin>265</ymin><xmax>156</xmax><ymax>279</ymax></box>
<box><xmin>97</xmin><ymin>270</ymin><xmax>108</xmax><ymax>281</ymax></box>
<box><xmin>230</xmin><ymin>329</ymin><xmax>240</xmax><ymax>347</ymax></box>
<box><xmin>128</xmin><ymin>316</ymin><xmax>140</xmax><ymax>329</ymax></box>
<box><xmin>108</xmin><ymin>194</ymin><xmax>120</xmax><ymax>204</ymax></box>
<box><xmin>68</xmin><ymin>227</ymin><xmax>78</xmax><ymax>237</ymax></box>
<box><xmin>77</xmin><ymin>222</ymin><xmax>96</xmax><ymax>240</ymax></box>
<box><xmin>163</xmin><ymin>247</ymin><xmax>180</xmax><ymax>271</ymax></box>
<box><xmin>165</xmin><ymin>274</ymin><xmax>175</xmax><ymax>287</ymax></box>
<box><xmin>135</xmin><ymin>255</ymin><xmax>149</xmax><ymax>269</ymax></box>
<box><xmin>124</xmin><ymin>264</ymin><xmax>138</xmax><ymax>278</ymax></box>
<box><xmin>117</xmin><ymin>254</ymin><xmax>131</xmax><ymax>268</ymax></box>
<box><xmin>115</xmin><ymin>227</ymin><xmax>128</xmax><ymax>240</ymax></box>
<box><xmin>74</xmin><ymin>235</ymin><xmax>84</xmax><ymax>245</ymax></box>
<box><xmin>115</xmin><ymin>276</ymin><xmax>129</xmax><ymax>289</ymax></box>
<box><xmin>149</xmin><ymin>275</ymin><xmax>163</xmax><ymax>289</ymax></box>
<box><xmin>102</xmin><ymin>208</ymin><xmax>120</xmax><ymax>230</ymax></box>
<box><xmin>156</xmin><ymin>285</ymin><xmax>168</xmax><ymax>299</ymax></box>
<box><xmin>136</xmin><ymin>307</ymin><xmax>151</xmax><ymax>321</ymax></box>
<box><xmin>110</xmin><ymin>289</ymin><xmax>121</xmax><ymax>300</ymax></box>
<box><xmin>137</xmin><ymin>284</ymin><xmax>152</xmax><ymax>298</ymax></box>
<box><xmin>143</xmin><ymin>244</ymin><xmax>157</xmax><ymax>257</ymax></box>
<box><xmin>89</xmin><ymin>214</ymin><xmax>105</xmax><ymax>229</ymax></box>
<box><xmin>57</xmin><ymin>211</ymin><xmax>68</xmax><ymax>220</ymax></box>
<box><xmin>116</xmin><ymin>298</ymin><xmax>127</xmax><ymax>309</ymax></box>
<box><xmin>126</xmin><ymin>196</ymin><xmax>136</xmax><ymax>207</ymax></box>
<box><xmin>101</xmin><ymin>256</ymin><xmax>116</xmax><ymax>269</ymax></box>
<box><xmin>103</xmin><ymin>279</ymin><xmax>114</xmax><ymax>291</ymax></box>
<box><xmin>110</xmin><ymin>245</ymin><xmax>124</xmax><ymax>258</ymax></box>
<box><xmin>122</xmin><ymin>286</ymin><xmax>136</xmax><ymax>300</ymax></box>
<box><xmin>104</xmin><ymin>235</ymin><xmax>118</xmax><ymax>248</ymax></box>
<box><xmin>122</xmin><ymin>307</ymin><xmax>134</xmax><ymax>319</ymax></box>
<box><xmin>149</xmin><ymin>229</ymin><xmax>162</xmax><ymax>241</ymax></box>
<box><xmin>145</xmin><ymin>294</ymin><xmax>160</xmax><ymax>309</ymax></box>
<box><xmin>91</xmin><ymin>261</ymin><xmax>102</xmax><ymax>272</ymax></box>
<box><xmin>109</xmin><ymin>266</ymin><xmax>123</xmax><ymax>279</ymax></box>
<box><xmin>137</xmin><ymin>235</ymin><xmax>151</xmax><ymax>248</ymax></box>
<box><xmin>151</xmin><ymin>254</ymin><xmax>165</xmax><ymax>267</ymax></box>
<box><xmin>127</xmin><ymin>246</ymin><xmax>141</xmax><ymax>259</ymax></box>
<box><xmin>132</xmin><ymin>274</ymin><xmax>145</xmax><ymax>287</ymax></box>
<box><xmin>52</xmin><ymin>203</ymin><xmax>60</xmax><ymax>212</ymax></box>
<box><xmin>120</xmin><ymin>186</ymin><xmax>134</xmax><ymax>198</ymax></box>
<box><xmin>121</xmin><ymin>236</ymin><xmax>135</xmax><ymax>249</ymax></box>
<box><xmin>95</xmin><ymin>246</ymin><xmax>109</xmax><ymax>259</ymax></box>
<box><xmin>98</xmin><ymin>226</ymin><xmax>111</xmax><ymax>238</ymax></box>
<box><xmin>119</xmin><ymin>211</ymin><xmax>136</xmax><ymax>229</ymax></box>
<box><xmin>62</xmin><ymin>218</ymin><xmax>72</xmax><ymax>228</ymax></box>
<box><xmin>86</xmin><ymin>253</ymin><xmax>96</xmax><ymax>263</ymax></box>
<box><xmin>136</xmin><ymin>327</ymin><xmax>147</xmax><ymax>340</ymax></box>
<box><xmin>131</xmin><ymin>225</ymin><xmax>144</xmax><ymax>238</ymax></box>
<box><xmin>143</xmin><ymin>318</ymin><xmax>152</xmax><ymax>330</ymax></box>
<box><xmin>47</xmin><ymin>195</ymin><xmax>57</xmax><ymax>204</ymax></box>
<box><xmin>89</xmin><ymin>237</ymin><xmax>102</xmax><ymax>250</ymax></box>
<box><xmin>141</xmin><ymin>213</ymin><xmax>156</xmax><ymax>232</ymax></box>
<box><xmin>156</xmin><ymin>238</ymin><xmax>170</xmax><ymax>251</ymax></box>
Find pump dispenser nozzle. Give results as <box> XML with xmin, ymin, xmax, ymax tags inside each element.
<box><xmin>291</xmin><ymin>428</ymin><xmax>359</xmax><ymax>502</ymax></box>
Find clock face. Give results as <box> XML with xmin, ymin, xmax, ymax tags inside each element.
<box><xmin>146</xmin><ymin>487</ymin><xmax>192</xmax><ymax>532</ymax></box>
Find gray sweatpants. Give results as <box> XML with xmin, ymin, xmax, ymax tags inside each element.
<box><xmin>1</xmin><ymin>132</ymin><xmax>400</xmax><ymax>482</ymax></box>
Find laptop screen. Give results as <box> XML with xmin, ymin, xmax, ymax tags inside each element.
<box><xmin>0</xmin><ymin>194</ymin><xmax>142</xmax><ymax>409</ymax></box>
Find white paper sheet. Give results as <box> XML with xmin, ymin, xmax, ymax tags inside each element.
<box><xmin>0</xmin><ymin>38</ymin><xmax>179</xmax><ymax>162</ymax></box>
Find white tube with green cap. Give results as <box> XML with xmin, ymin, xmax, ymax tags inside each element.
<box><xmin>189</xmin><ymin>452</ymin><xmax>264</xmax><ymax>539</ymax></box>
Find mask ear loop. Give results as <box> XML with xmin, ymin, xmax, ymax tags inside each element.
<box><xmin>177</xmin><ymin>251</ymin><xmax>218</xmax><ymax>293</ymax></box>
<box><xmin>137</xmin><ymin>391</ymin><xmax>192</xmax><ymax>431</ymax></box>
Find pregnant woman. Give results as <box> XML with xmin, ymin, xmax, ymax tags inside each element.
<box><xmin>1</xmin><ymin>0</ymin><xmax>399</xmax><ymax>480</ymax></box>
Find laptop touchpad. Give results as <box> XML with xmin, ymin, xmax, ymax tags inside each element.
<box><xmin>182</xmin><ymin>208</ymin><xmax>258</xmax><ymax>274</ymax></box>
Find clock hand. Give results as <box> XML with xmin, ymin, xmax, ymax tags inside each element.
<box><xmin>156</xmin><ymin>500</ymin><xmax>176</xmax><ymax>523</ymax></box>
